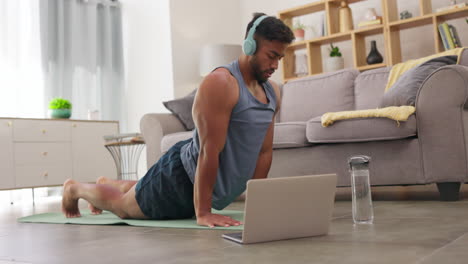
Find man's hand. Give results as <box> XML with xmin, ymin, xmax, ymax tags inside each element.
<box><xmin>196</xmin><ymin>212</ymin><xmax>242</xmax><ymax>228</ymax></box>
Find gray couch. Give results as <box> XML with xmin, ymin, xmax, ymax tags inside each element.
<box><xmin>141</xmin><ymin>50</ymin><xmax>468</xmax><ymax>201</ymax></box>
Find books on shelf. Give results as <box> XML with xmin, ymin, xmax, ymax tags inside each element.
<box><xmin>357</xmin><ymin>17</ymin><xmax>382</xmax><ymax>28</ymax></box>
<box><xmin>436</xmin><ymin>3</ymin><xmax>466</xmax><ymax>13</ymax></box>
<box><xmin>438</xmin><ymin>22</ymin><xmax>462</xmax><ymax>50</ymax></box>
<box><xmin>449</xmin><ymin>25</ymin><xmax>462</xmax><ymax>48</ymax></box>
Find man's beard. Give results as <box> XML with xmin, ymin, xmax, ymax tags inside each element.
<box><xmin>250</xmin><ymin>56</ymin><xmax>271</xmax><ymax>84</ymax></box>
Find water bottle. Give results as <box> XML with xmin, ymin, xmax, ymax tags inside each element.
<box><xmin>348</xmin><ymin>155</ymin><xmax>374</xmax><ymax>224</ymax></box>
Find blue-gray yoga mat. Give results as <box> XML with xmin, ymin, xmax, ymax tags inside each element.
<box><xmin>18</xmin><ymin>209</ymin><xmax>244</xmax><ymax>230</ymax></box>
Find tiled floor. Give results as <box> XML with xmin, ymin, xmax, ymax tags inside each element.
<box><xmin>1</xmin><ymin>184</ymin><xmax>468</xmax><ymax>264</ymax></box>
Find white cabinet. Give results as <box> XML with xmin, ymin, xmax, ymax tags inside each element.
<box><xmin>72</xmin><ymin>122</ymin><xmax>118</xmax><ymax>183</ymax></box>
<box><xmin>0</xmin><ymin>118</ymin><xmax>119</xmax><ymax>189</ymax></box>
<box><xmin>13</xmin><ymin>119</ymin><xmax>71</xmax><ymax>142</ymax></box>
<box><xmin>14</xmin><ymin>142</ymin><xmax>73</xmax><ymax>187</ymax></box>
<box><xmin>0</xmin><ymin>119</ymin><xmax>15</xmax><ymax>189</ymax></box>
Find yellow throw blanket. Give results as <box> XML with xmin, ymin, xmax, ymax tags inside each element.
<box><xmin>321</xmin><ymin>48</ymin><xmax>464</xmax><ymax>127</ymax></box>
<box><xmin>322</xmin><ymin>48</ymin><xmax>465</xmax><ymax>127</ymax></box>
<box><xmin>321</xmin><ymin>106</ymin><xmax>416</xmax><ymax>127</ymax></box>
<box><xmin>385</xmin><ymin>47</ymin><xmax>465</xmax><ymax>92</ymax></box>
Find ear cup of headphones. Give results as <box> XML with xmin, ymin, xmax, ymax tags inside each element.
<box><xmin>242</xmin><ymin>15</ymin><xmax>268</xmax><ymax>56</ymax></box>
<box><xmin>242</xmin><ymin>38</ymin><xmax>256</xmax><ymax>56</ymax></box>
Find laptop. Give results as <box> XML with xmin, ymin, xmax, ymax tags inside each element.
<box><xmin>222</xmin><ymin>174</ymin><xmax>337</xmax><ymax>244</ymax></box>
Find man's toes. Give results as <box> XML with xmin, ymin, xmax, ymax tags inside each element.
<box><xmin>96</xmin><ymin>176</ymin><xmax>108</xmax><ymax>185</ymax></box>
<box><xmin>88</xmin><ymin>203</ymin><xmax>103</xmax><ymax>215</ymax></box>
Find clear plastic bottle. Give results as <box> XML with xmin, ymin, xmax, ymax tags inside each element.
<box><xmin>348</xmin><ymin>155</ymin><xmax>374</xmax><ymax>224</ymax></box>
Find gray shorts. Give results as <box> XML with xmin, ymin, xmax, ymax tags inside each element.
<box><xmin>135</xmin><ymin>139</ymin><xmax>195</xmax><ymax>220</ymax></box>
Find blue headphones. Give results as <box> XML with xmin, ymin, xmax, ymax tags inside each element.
<box><xmin>242</xmin><ymin>15</ymin><xmax>268</xmax><ymax>56</ymax></box>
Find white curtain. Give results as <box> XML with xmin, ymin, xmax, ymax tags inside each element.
<box><xmin>0</xmin><ymin>0</ymin><xmax>44</xmax><ymax>118</ymax></box>
<box><xmin>40</xmin><ymin>0</ymin><xmax>126</xmax><ymax>124</ymax></box>
<box><xmin>0</xmin><ymin>0</ymin><xmax>125</xmax><ymax>125</ymax></box>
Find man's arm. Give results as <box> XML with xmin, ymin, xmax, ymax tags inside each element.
<box><xmin>192</xmin><ymin>69</ymin><xmax>241</xmax><ymax>228</ymax></box>
<box><xmin>252</xmin><ymin>81</ymin><xmax>282</xmax><ymax>180</ymax></box>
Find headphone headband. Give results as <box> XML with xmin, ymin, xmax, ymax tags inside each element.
<box><xmin>246</xmin><ymin>15</ymin><xmax>268</xmax><ymax>40</ymax></box>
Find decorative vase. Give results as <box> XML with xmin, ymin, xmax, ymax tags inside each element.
<box><xmin>49</xmin><ymin>109</ymin><xmax>71</xmax><ymax>119</ymax></box>
<box><xmin>339</xmin><ymin>0</ymin><xmax>354</xmax><ymax>33</ymax></box>
<box><xmin>294</xmin><ymin>28</ymin><xmax>305</xmax><ymax>41</ymax></box>
<box><xmin>366</xmin><ymin>40</ymin><xmax>383</xmax><ymax>65</ymax></box>
<box><xmin>325</xmin><ymin>56</ymin><xmax>344</xmax><ymax>72</ymax></box>
<box><xmin>364</xmin><ymin>8</ymin><xmax>378</xmax><ymax>21</ymax></box>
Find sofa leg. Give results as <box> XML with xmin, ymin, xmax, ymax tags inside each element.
<box><xmin>436</xmin><ymin>182</ymin><xmax>461</xmax><ymax>201</ymax></box>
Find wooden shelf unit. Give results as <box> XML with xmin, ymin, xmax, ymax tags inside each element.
<box><xmin>279</xmin><ymin>0</ymin><xmax>468</xmax><ymax>82</ymax></box>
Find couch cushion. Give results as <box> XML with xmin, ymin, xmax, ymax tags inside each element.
<box><xmin>459</xmin><ymin>48</ymin><xmax>468</xmax><ymax>67</ymax></box>
<box><xmin>162</xmin><ymin>123</ymin><xmax>311</xmax><ymax>153</ymax></box>
<box><xmin>161</xmin><ymin>131</ymin><xmax>193</xmax><ymax>153</ymax></box>
<box><xmin>380</xmin><ymin>56</ymin><xmax>457</xmax><ymax>107</ymax></box>
<box><xmin>354</xmin><ymin>67</ymin><xmax>390</xmax><ymax>110</ymax></box>
<box><xmin>280</xmin><ymin>69</ymin><xmax>358</xmax><ymax>122</ymax></box>
<box><xmin>273</xmin><ymin>122</ymin><xmax>311</xmax><ymax>149</ymax></box>
<box><xmin>163</xmin><ymin>89</ymin><xmax>197</xmax><ymax>130</ymax></box>
<box><xmin>306</xmin><ymin>115</ymin><xmax>417</xmax><ymax>143</ymax></box>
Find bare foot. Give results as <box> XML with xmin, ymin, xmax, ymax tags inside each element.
<box><xmin>96</xmin><ymin>176</ymin><xmax>110</xmax><ymax>185</ymax></box>
<box><xmin>87</xmin><ymin>177</ymin><xmax>108</xmax><ymax>215</ymax></box>
<box><xmin>88</xmin><ymin>203</ymin><xmax>103</xmax><ymax>215</ymax></box>
<box><xmin>62</xmin><ymin>179</ymin><xmax>81</xmax><ymax>218</ymax></box>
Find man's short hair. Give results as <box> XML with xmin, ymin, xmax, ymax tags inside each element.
<box><xmin>245</xmin><ymin>12</ymin><xmax>295</xmax><ymax>44</ymax></box>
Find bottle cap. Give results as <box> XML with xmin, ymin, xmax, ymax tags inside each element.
<box><xmin>348</xmin><ymin>155</ymin><xmax>371</xmax><ymax>169</ymax></box>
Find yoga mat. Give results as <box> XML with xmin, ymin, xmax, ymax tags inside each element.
<box><xmin>18</xmin><ymin>209</ymin><xmax>244</xmax><ymax>230</ymax></box>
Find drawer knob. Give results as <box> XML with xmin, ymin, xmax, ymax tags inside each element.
<box><xmin>72</xmin><ymin>124</ymin><xmax>77</xmax><ymax>128</ymax></box>
<box><xmin>42</xmin><ymin>129</ymin><xmax>46</xmax><ymax>134</ymax></box>
<box><xmin>7</xmin><ymin>121</ymin><xmax>12</xmax><ymax>127</ymax></box>
<box><xmin>43</xmin><ymin>172</ymin><xmax>48</xmax><ymax>177</ymax></box>
<box><xmin>42</xmin><ymin>152</ymin><xmax>48</xmax><ymax>156</ymax></box>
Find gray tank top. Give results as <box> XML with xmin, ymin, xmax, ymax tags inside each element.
<box><xmin>180</xmin><ymin>59</ymin><xmax>277</xmax><ymax>210</ymax></box>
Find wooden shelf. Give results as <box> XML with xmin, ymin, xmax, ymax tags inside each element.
<box><xmin>354</xmin><ymin>25</ymin><xmax>384</xmax><ymax>36</ymax></box>
<box><xmin>279</xmin><ymin>0</ymin><xmax>468</xmax><ymax>81</ymax></box>
<box><xmin>289</xmin><ymin>41</ymin><xmax>308</xmax><ymax>49</ymax></box>
<box><xmin>279</xmin><ymin>0</ymin><xmax>369</xmax><ymax>18</ymax></box>
<box><xmin>357</xmin><ymin>63</ymin><xmax>386</xmax><ymax>71</ymax></box>
<box><xmin>279</xmin><ymin>1</ymin><xmax>326</xmax><ymax>18</ymax></box>
<box><xmin>434</xmin><ymin>6</ymin><xmax>468</xmax><ymax>20</ymax></box>
<box><xmin>310</xmin><ymin>32</ymin><xmax>351</xmax><ymax>45</ymax></box>
<box><xmin>327</xmin><ymin>0</ymin><xmax>367</xmax><ymax>4</ymax></box>
<box><xmin>388</xmin><ymin>14</ymin><xmax>433</xmax><ymax>30</ymax></box>
<box><xmin>290</xmin><ymin>25</ymin><xmax>383</xmax><ymax>48</ymax></box>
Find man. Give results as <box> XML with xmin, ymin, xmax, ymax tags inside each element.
<box><xmin>62</xmin><ymin>12</ymin><xmax>295</xmax><ymax>228</ymax></box>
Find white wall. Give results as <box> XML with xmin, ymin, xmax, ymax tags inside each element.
<box><xmin>169</xmin><ymin>0</ymin><xmax>243</xmax><ymax>98</ymax></box>
<box><xmin>120</xmin><ymin>0</ymin><xmax>174</xmax><ymax>175</ymax></box>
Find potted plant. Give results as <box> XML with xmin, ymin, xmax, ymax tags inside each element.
<box><xmin>293</xmin><ymin>21</ymin><xmax>306</xmax><ymax>41</ymax></box>
<box><xmin>48</xmin><ymin>97</ymin><xmax>72</xmax><ymax>119</ymax></box>
<box><xmin>325</xmin><ymin>43</ymin><xmax>344</xmax><ymax>72</ymax></box>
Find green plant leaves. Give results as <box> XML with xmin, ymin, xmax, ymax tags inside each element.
<box><xmin>49</xmin><ymin>97</ymin><xmax>72</xmax><ymax>109</ymax></box>
<box><xmin>329</xmin><ymin>43</ymin><xmax>342</xmax><ymax>57</ymax></box>
<box><xmin>293</xmin><ymin>21</ymin><xmax>306</xmax><ymax>30</ymax></box>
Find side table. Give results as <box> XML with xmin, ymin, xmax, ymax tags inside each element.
<box><xmin>103</xmin><ymin>133</ymin><xmax>145</xmax><ymax>180</ymax></box>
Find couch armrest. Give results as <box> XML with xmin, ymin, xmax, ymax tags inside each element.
<box><xmin>416</xmin><ymin>65</ymin><xmax>468</xmax><ymax>183</ymax></box>
<box><xmin>140</xmin><ymin>113</ymin><xmax>187</xmax><ymax>169</ymax></box>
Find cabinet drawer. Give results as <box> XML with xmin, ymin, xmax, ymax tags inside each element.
<box><xmin>14</xmin><ymin>142</ymin><xmax>72</xmax><ymax>166</ymax></box>
<box><xmin>13</xmin><ymin>120</ymin><xmax>71</xmax><ymax>142</ymax></box>
<box><xmin>15</xmin><ymin>165</ymin><xmax>71</xmax><ymax>188</ymax></box>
